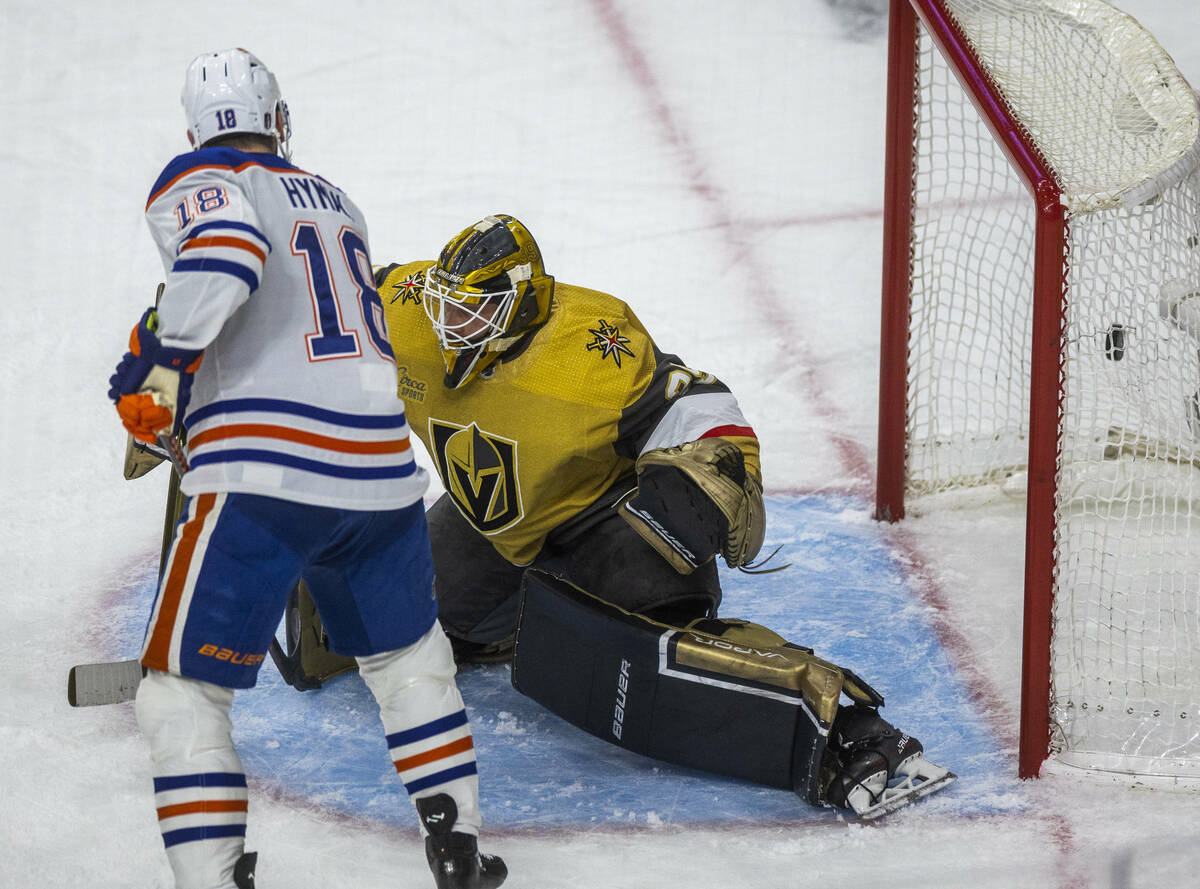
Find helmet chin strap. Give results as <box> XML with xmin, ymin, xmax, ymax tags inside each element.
<box><xmin>442</xmin><ymin>345</ymin><xmax>485</xmax><ymax>390</ymax></box>
<box><xmin>485</xmin><ymin>332</ymin><xmax>525</xmax><ymax>354</ymax></box>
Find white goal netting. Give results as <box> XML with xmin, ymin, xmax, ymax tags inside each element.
<box><xmin>904</xmin><ymin>0</ymin><xmax>1200</xmax><ymax>776</ymax></box>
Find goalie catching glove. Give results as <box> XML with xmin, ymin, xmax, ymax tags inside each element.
<box><xmin>619</xmin><ymin>437</ymin><xmax>765</xmax><ymax>574</ymax></box>
<box><xmin>108</xmin><ymin>307</ymin><xmax>203</xmax><ymax>444</ymax></box>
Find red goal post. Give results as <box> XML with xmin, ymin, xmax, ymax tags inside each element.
<box><xmin>876</xmin><ymin>0</ymin><xmax>1200</xmax><ymax>780</ymax></box>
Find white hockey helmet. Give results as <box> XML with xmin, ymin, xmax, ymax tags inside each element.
<box><xmin>181</xmin><ymin>48</ymin><xmax>292</xmax><ymax>159</ymax></box>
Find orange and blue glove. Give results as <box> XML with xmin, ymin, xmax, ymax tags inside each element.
<box><xmin>108</xmin><ymin>307</ymin><xmax>203</xmax><ymax>444</ymax></box>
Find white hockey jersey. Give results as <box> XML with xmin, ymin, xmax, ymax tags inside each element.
<box><xmin>144</xmin><ymin>147</ymin><xmax>427</xmax><ymax>510</ymax></box>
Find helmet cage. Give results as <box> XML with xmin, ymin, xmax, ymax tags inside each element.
<box><xmin>422</xmin><ymin>265</ymin><xmax>530</xmax><ymax>351</ymax></box>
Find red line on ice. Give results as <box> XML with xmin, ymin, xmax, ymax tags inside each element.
<box><xmin>588</xmin><ymin>2</ymin><xmax>1083</xmax><ymax>883</ymax></box>
<box><xmin>587</xmin><ymin>0</ymin><xmax>875</xmax><ymax>494</ymax></box>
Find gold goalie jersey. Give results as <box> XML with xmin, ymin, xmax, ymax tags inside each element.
<box><xmin>378</xmin><ymin>261</ymin><xmax>760</xmax><ymax>566</ymax></box>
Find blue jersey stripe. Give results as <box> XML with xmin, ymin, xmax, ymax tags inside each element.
<box><xmin>161</xmin><ymin>824</ymin><xmax>247</xmax><ymax>848</ymax></box>
<box><xmin>403</xmin><ymin>762</ymin><xmax>479</xmax><ymax>795</ymax></box>
<box><xmin>189</xmin><ymin>449</ymin><xmax>417</xmax><ymax>480</ymax></box>
<box><xmin>386</xmin><ymin>710</ymin><xmax>470</xmax><ymax>749</ymax></box>
<box><xmin>152</xmin><ymin>772</ymin><xmax>247</xmax><ymax>793</ymax></box>
<box><xmin>187</xmin><ymin>398</ymin><xmax>409</xmax><ymax>429</ymax></box>
<box><xmin>146</xmin><ymin>147</ymin><xmax>301</xmax><ymax>207</ymax></box>
<box><xmin>172</xmin><ymin>257</ymin><xmax>260</xmax><ymax>291</ymax></box>
<box><xmin>184</xmin><ymin>220</ymin><xmax>272</xmax><ymax>252</ymax></box>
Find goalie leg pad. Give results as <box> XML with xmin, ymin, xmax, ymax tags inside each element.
<box><xmin>512</xmin><ymin>570</ymin><xmax>852</xmax><ymax>802</ymax></box>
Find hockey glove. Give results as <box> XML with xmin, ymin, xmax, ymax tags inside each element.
<box><xmin>619</xmin><ymin>437</ymin><xmax>766</xmax><ymax>574</ymax></box>
<box><xmin>109</xmin><ymin>307</ymin><xmax>203</xmax><ymax>444</ymax></box>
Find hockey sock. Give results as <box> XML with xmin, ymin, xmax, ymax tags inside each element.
<box><xmin>135</xmin><ymin>670</ymin><xmax>247</xmax><ymax>889</ymax></box>
<box><xmin>356</xmin><ymin>624</ymin><xmax>482</xmax><ymax>836</ymax></box>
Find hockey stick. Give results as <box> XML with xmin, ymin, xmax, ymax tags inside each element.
<box><xmin>69</xmin><ymin>439</ymin><xmax>186</xmax><ymax>707</ymax></box>
<box><xmin>70</xmin><ymin>283</ymin><xmax>193</xmax><ymax>706</ymax></box>
<box><xmin>123</xmin><ymin>434</ymin><xmax>167</xmax><ymax>480</ymax></box>
<box><xmin>68</xmin><ymin>640</ymin><xmax>295</xmax><ymax>707</ymax></box>
<box><xmin>156</xmin><ymin>430</ymin><xmax>190</xmax><ymax>475</ymax></box>
<box><xmin>67</xmin><ymin>659</ymin><xmax>145</xmax><ymax>707</ymax></box>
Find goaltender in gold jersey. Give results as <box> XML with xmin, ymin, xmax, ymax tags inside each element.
<box><xmin>380</xmin><ymin>257</ymin><xmax>760</xmax><ymax>571</ymax></box>
<box><xmin>361</xmin><ymin>214</ymin><xmax>956</xmax><ymax>820</ymax></box>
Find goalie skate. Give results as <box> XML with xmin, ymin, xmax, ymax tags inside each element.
<box><xmin>835</xmin><ymin>750</ymin><xmax>955</xmax><ymax>820</ymax></box>
<box><xmin>824</xmin><ymin>704</ymin><xmax>956</xmax><ymax>820</ymax></box>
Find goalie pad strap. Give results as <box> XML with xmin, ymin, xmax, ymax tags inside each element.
<box><xmin>512</xmin><ymin>570</ymin><xmax>849</xmax><ymax>802</ymax></box>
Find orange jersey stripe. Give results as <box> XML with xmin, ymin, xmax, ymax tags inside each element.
<box><xmin>156</xmin><ymin>799</ymin><xmax>248</xmax><ymax>820</ymax></box>
<box><xmin>143</xmin><ymin>493</ymin><xmax>218</xmax><ymax>670</ymax></box>
<box><xmin>392</xmin><ymin>736</ymin><xmax>475</xmax><ymax>773</ymax></box>
<box><xmin>188</xmin><ymin>424</ymin><xmax>412</xmax><ymax>455</ymax></box>
<box><xmin>181</xmin><ymin>235</ymin><xmax>267</xmax><ymax>264</ymax></box>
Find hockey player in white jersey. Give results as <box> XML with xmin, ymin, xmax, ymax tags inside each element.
<box><xmin>107</xmin><ymin>49</ymin><xmax>505</xmax><ymax>889</ymax></box>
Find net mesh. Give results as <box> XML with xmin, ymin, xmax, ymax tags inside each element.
<box><xmin>905</xmin><ymin>0</ymin><xmax>1200</xmax><ymax>776</ymax></box>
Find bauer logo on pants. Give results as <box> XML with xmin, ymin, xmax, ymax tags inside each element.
<box><xmin>428</xmin><ymin>419</ymin><xmax>523</xmax><ymax>534</ymax></box>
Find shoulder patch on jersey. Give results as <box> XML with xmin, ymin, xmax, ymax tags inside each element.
<box><xmin>382</xmin><ymin>268</ymin><xmax>426</xmax><ymax>306</ymax></box>
<box><xmin>585</xmin><ymin>319</ymin><xmax>636</xmax><ymax>367</ymax></box>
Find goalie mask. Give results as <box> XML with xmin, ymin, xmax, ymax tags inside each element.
<box><xmin>181</xmin><ymin>48</ymin><xmax>293</xmax><ymax>160</ymax></box>
<box><xmin>422</xmin><ymin>214</ymin><xmax>555</xmax><ymax>389</ymax></box>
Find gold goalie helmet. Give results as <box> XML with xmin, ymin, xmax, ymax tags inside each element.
<box><xmin>423</xmin><ymin>214</ymin><xmax>555</xmax><ymax>388</ymax></box>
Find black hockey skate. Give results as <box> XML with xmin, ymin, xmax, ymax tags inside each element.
<box><xmin>823</xmin><ymin>705</ymin><xmax>955</xmax><ymax>820</ymax></box>
<box><xmin>416</xmin><ymin>794</ymin><xmax>507</xmax><ymax>889</ymax></box>
<box><xmin>233</xmin><ymin>851</ymin><xmax>257</xmax><ymax>888</ymax></box>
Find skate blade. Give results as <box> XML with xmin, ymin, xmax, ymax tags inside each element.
<box><xmin>847</xmin><ymin>754</ymin><xmax>956</xmax><ymax>820</ymax></box>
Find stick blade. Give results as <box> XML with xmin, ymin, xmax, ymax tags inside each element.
<box><xmin>68</xmin><ymin>659</ymin><xmax>144</xmax><ymax>707</ymax></box>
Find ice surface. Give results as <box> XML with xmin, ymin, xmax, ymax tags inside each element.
<box><xmin>4</xmin><ymin>1</ymin><xmax>1199</xmax><ymax>887</ymax></box>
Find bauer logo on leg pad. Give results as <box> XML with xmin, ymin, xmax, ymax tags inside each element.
<box><xmin>612</xmin><ymin>658</ymin><xmax>632</xmax><ymax>740</ymax></box>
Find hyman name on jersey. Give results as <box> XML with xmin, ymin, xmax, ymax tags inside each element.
<box><xmin>279</xmin><ymin>174</ymin><xmax>355</xmax><ymax>220</ymax></box>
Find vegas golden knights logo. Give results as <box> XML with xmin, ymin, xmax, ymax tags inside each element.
<box><xmin>429</xmin><ymin>419</ymin><xmax>523</xmax><ymax>533</ymax></box>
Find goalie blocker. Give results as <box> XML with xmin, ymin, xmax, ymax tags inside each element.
<box><xmin>618</xmin><ymin>437</ymin><xmax>766</xmax><ymax>574</ymax></box>
<box><xmin>512</xmin><ymin>569</ymin><xmax>889</xmax><ymax>806</ymax></box>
